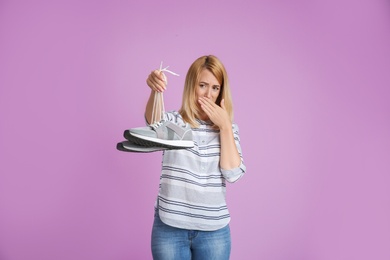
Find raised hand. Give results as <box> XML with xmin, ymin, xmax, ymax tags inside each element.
<box><xmin>198</xmin><ymin>97</ymin><xmax>231</xmax><ymax>130</ymax></box>
<box><xmin>146</xmin><ymin>70</ymin><xmax>167</xmax><ymax>93</ymax></box>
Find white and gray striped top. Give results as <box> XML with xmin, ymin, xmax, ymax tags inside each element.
<box><xmin>156</xmin><ymin>111</ymin><xmax>246</xmax><ymax>231</ymax></box>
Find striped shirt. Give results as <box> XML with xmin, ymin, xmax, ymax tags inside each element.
<box><xmin>156</xmin><ymin>111</ymin><xmax>246</xmax><ymax>231</ymax></box>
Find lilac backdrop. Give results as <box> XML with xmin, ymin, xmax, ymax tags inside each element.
<box><xmin>1</xmin><ymin>1</ymin><xmax>389</xmax><ymax>259</ymax></box>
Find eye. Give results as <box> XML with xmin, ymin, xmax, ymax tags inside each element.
<box><xmin>212</xmin><ymin>86</ymin><xmax>220</xmax><ymax>91</ymax></box>
<box><xmin>199</xmin><ymin>83</ymin><xmax>206</xmax><ymax>88</ymax></box>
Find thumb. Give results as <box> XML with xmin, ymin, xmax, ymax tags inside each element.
<box><xmin>160</xmin><ymin>71</ymin><xmax>167</xmax><ymax>85</ymax></box>
<box><xmin>220</xmin><ymin>99</ymin><xmax>226</xmax><ymax>109</ymax></box>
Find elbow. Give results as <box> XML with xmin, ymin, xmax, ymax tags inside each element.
<box><xmin>221</xmin><ymin>162</ymin><xmax>246</xmax><ymax>183</ymax></box>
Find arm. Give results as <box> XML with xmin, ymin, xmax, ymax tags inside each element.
<box><xmin>220</xmin><ymin>123</ymin><xmax>246</xmax><ymax>182</ymax></box>
<box><xmin>198</xmin><ymin>97</ymin><xmax>246</xmax><ymax>182</ymax></box>
<box><xmin>219</xmin><ymin>121</ymin><xmax>242</xmax><ymax>170</ymax></box>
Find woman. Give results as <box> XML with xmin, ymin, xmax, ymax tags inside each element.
<box><xmin>145</xmin><ymin>55</ymin><xmax>246</xmax><ymax>260</ymax></box>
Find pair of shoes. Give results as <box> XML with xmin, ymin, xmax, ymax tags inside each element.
<box><xmin>117</xmin><ymin>62</ymin><xmax>190</xmax><ymax>153</ymax></box>
<box><xmin>117</xmin><ymin>120</ymin><xmax>194</xmax><ymax>153</ymax></box>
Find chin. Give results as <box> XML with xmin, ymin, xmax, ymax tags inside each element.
<box><xmin>200</xmin><ymin>114</ymin><xmax>209</xmax><ymax>121</ymax></box>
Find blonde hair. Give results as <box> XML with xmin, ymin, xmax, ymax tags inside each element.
<box><xmin>179</xmin><ymin>55</ymin><xmax>234</xmax><ymax>128</ymax></box>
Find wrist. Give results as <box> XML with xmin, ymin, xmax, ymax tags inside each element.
<box><xmin>219</xmin><ymin>123</ymin><xmax>232</xmax><ymax>132</ymax></box>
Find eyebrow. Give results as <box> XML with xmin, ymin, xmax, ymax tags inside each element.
<box><xmin>199</xmin><ymin>81</ymin><xmax>220</xmax><ymax>87</ymax></box>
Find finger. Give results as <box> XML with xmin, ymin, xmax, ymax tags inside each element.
<box><xmin>151</xmin><ymin>70</ymin><xmax>168</xmax><ymax>85</ymax></box>
<box><xmin>152</xmin><ymin>70</ymin><xmax>164</xmax><ymax>79</ymax></box>
<box><xmin>160</xmin><ymin>71</ymin><xmax>168</xmax><ymax>85</ymax></box>
<box><xmin>198</xmin><ymin>98</ymin><xmax>209</xmax><ymax>109</ymax></box>
<box><xmin>149</xmin><ymin>72</ymin><xmax>166</xmax><ymax>92</ymax></box>
<box><xmin>200</xmin><ymin>103</ymin><xmax>212</xmax><ymax>118</ymax></box>
<box><xmin>147</xmin><ymin>77</ymin><xmax>165</xmax><ymax>92</ymax></box>
<box><xmin>150</xmin><ymin>70</ymin><xmax>164</xmax><ymax>83</ymax></box>
<box><xmin>146</xmin><ymin>77</ymin><xmax>157</xmax><ymax>92</ymax></box>
<box><xmin>200</xmin><ymin>100</ymin><xmax>217</xmax><ymax>118</ymax></box>
<box><xmin>200</xmin><ymin>101</ymin><xmax>216</xmax><ymax>118</ymax></box>
<box><xmin>155</xmin><ymin>71</ymin><xmax>168</xmax><ymax>90</ymax></box>
<box><xmin>151</xmin><ymin>76</ymin><xmax>166</xmax><ymax>89</ymax></box>
<box><xmin>199</xmin><ymin>97</ymin><xmax>215</xmax><ymax>106</ymax></box>
<box><xmin>202</xmin><ymin>98</ymin><xmax>220</xmax><ymax>114</ymax></box>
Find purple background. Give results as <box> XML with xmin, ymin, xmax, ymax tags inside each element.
<box><xmin>1</xmin><ymin>1</ymin><xmax>389</xmax><ymax>259</ymax></box>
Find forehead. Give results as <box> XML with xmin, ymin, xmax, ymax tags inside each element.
<box><xmin>198</xmin><ymin>69</ymin><xmax>220</xmax><ymax>85</ymax></box>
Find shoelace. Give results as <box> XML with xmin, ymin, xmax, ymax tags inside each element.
<box><xmin>150</xmin><ymin>121</ymin><xmax>163</xmax><ymax>130</ymax></box>
<box><xmin>150</xmin><ymin>61</ymin><xmax>179</xmax><ymax>126</ymax></box>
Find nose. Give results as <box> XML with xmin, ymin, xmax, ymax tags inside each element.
<box><xmin>205</xmin><ymin>88</ymin><xmax>212</xmax><ymax>98</ymax></box>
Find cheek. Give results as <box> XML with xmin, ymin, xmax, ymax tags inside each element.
<box><xmin>195</xmin><ymin>89</ymin><xmax>203</xmax><ymax>100</ymax></box>
<box><xmin>195</xmin><ymin>90</ymin><xmax>200</xmax><ymax>98</ymax></box>
<box><xmin>196</xmin><ymin>87</ymin><xmax>205</xmax><ymax>97</ymax></box>
<box><xmin>212</xmin><ymin>91</ymin><xmax>220</xmax><ymax>101</ymax></box>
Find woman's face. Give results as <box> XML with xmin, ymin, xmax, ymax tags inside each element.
<box><xmin>195</xmin><ymin>69</ymin><xmax>221</xmax><ymax>104</ymax></box>
<box><xmin>194</xmin><ymin>69</ymin><xmax>221</xmax><ymax>120</ymax></box>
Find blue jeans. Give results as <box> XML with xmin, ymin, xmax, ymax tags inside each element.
<box><xmin>151</xmin><ymin>211</ymin><xmax>231</xmax><ymax>260</ymax></box>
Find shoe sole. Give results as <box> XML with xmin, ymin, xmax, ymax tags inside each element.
<box><xmin>124</xmin><ymin>130</ymin><xmax>166</xmax><ymax>147</ymax></box>
<box><xmin>124</xmin><ymin>130</ymin><xmax>194</xmax><ymax>148</ymax></box>
<box><xmin>116</xmin><ymin>141</ymin><xmax>167</xmax><ymax>153</ymax></box>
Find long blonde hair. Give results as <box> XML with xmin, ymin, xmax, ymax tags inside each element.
<box><xmin>179</xmin><ymin>55</ymin><xmax>234</xmax><ymax>128</ymax></box>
